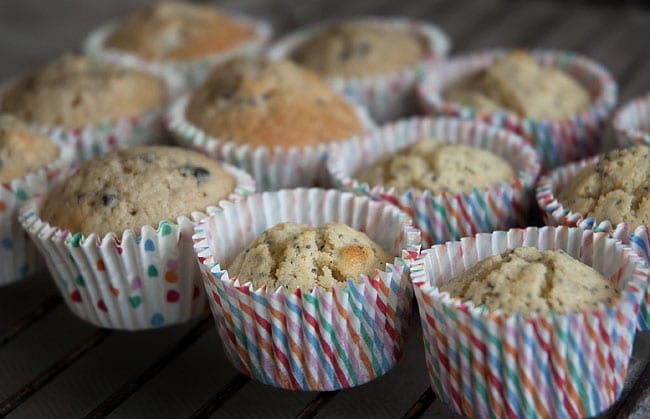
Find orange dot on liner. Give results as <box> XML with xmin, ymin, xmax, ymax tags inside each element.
<box><xmin>165</xmin><ymin>270</ymin><xmax>178</xmax><ymax>283</ymax></box>
<box><xmin>110</xmin><ymin>287</ymin><xmax>120</xmax><ymax>298</ymax></box>
<box><xmin>97</xmin><ymin>259</ymin><xmax>106</xmax><ymax>271</ymax></box>
<box><xmin>0</xmin><ymin>201</ymin><xmax>5</xmax><ymax>211</ymax></box>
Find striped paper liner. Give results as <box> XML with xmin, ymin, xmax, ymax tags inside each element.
<box><xmin>166</xmin><ymin>96</ymin><xmax>375</xmax><ymax>191</ymax></box>
<box><xmin>612</xmin><ymin>92</ymin><xmax>650</xmax><ymax>148</ymax></box>
<box><xmin>416</xmin><ymin>48</ymin><xmax>618</xmax><ymax>170</ymax></box>
<box><xmin>193</xmin><ymin>188</ymin><xmax>421</xmax><ymax>390</ymax></box>
<box><xmin>19</xmin><ymin>163</ymin><xmax>255</xmax><ymax>330</ymax></box>
<box><xmin>268</xmin><ymin>17</ymin><xmax>451</xmax><ymax>123</ymax></box>
<box><xmin>537</xmin><ymin>156</ymin><xmax>650</xmax><ymax>330</ymax></box>
<box><xmin>327</xmin><ymin>117</ymin><xmax>541</xmax><ymax>246</ymax></box>
<box><xmin>412</xmin><ymin>226</ymin><xmax>648</xmax><ymax>418</ymax></box>
<box><xmin>83</xmin><ymin>13</ymin><xmax>272</xmax><ymax>91</ymax></box>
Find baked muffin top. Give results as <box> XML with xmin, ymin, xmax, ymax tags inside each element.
<box><xmin>0</xmin><ymin>115</ymin><xmax>60</xmax><ymax>183</ymax></box>
<box><xmin>440</xmin><ymin>247</ymin><xmax>618</xmax><ymax>317</ymax></box>
<box><xmin>105</xmin><ymin>1</ymin><xmax>253</xmax><ymax>60</ymax></box>
<box><xmin>186</xmin><ymin>58</ymin><xmax>363</xmax><ymax>148</ymax></box>
<box><xmin>355</xmin><ymin>139</ymin><xmax>515</xmax><ymax>195</ymax></box>
<box><xmin>40</xmin><ymin>145</ymin><xmax>236</xmax><ymax>236</ymax></box>
<box><xmin>557</xmin><ymin>145</ymin><xmax>650</xmax><ymax>231</ymax></box>
<box><xmin>2</xmin><ymin>55</ymin><xmax>166</xmax><ymax>128</ymax></box>
<box><xmin>445</xmin><ymin>51</ymin><xmax>591</xmax><ymax>120</ymax></box>
<box><xmin>291</xmin><ymin>22</ymin><xmax>426</xmax><ymax>78</ymax></box>
<box><xmin>228</xmin><ymin>222</ymin><xmax>393</xmax><ymax>292</ymax></box>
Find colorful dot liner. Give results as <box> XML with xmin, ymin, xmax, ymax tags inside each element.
<box><xmin>18</xmin><ymin>163</ymin><xmax>255</xmax><ymax>330</ymax></box>
<box><xmin>327</xmin><ymin>116</ymin><xmax>541</xmax><ymax>246</ymax></box>
<box><xmin>166</xmin><ymin>96</ymin><xmax>375</xmax><ymax>192</ymax></box>
<box><xmin>411</xmin><ymin>226</ymin><xmax>648</xmax><ymax>418</ymax></box>
<box><xmin>416</xmin><ymin>48</ymin><xmax>618</xmax><ymax>171</ymax></box>
<box><xmin>613</xmin><ymin>92</ymin><xmax>650</xmax><ymax>148</ymax></box>
<box><xmin>192</xmin><ymin>188</ymin><xmax>421</xmax><ymax>390</ymax></box>
<box><xmin>536</xmin><ymin>156</ymin><xmax>650</xmax><ymax>331</ymax></box>
<box><xmin>267</xmin><ymin>17</ymin><xmax>451</xmax><ymax>123</ymax></box>
<box><xmin>83</xmin><ymin>13</ymin><xmax>273</xmax><ymax>91</ymax></box>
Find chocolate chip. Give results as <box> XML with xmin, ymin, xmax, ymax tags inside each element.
<box><xmin>102</xmin><ymin>193</ymin><xmax>117</xmax><ymax>207</ymax></box>
<box><xmin>311</xmin><ymin>268</ymin><xmax>317</xmax><ymax>274</ymax></box>
<box><xmin>179</xmin><ymin>165</ymin><xmax>210</xmax><ymax>183</ymax></box>
<box><xmin>138</xmin><ymin>153</ymin><xmax>155</xmax><ymax>163</ymax></box>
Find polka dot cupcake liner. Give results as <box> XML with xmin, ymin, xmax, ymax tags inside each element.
<box><xmin>193</xmin><ymin>188</ymin><xmax>421</xmax><ymax>390</ymax></box>
<box><xmin>612</xmin><ymin>92</ymin><xmax>650</xmax><ymax>148</ymax></box>
<box><xmin>18</xmin><ymin>163</ymin><xmax>255</xmax><ymax>330</ymax></box>
<box><xmin>268</xmin><ymin>16</ymin><xmax>451</xmax><ymax>123</ymax></box>
<box><xmin>166</xmin><ymin>95</ymin><xmax>375</xmax><ymax>191</ymax></box>
<box><xmin>83</xmin><ymin>13</ymin><xmax>273</xmax><ymax>91</ymax></box>
<box><xmin>0</xmin><ymin>141</ymin><xmax>75</xmax><ymax>286</ymax></box>
<box><xmin>412</xmin><ymin>226</ymin><xmax>648</xmax><ymax>418</ymax></box>
<box><xmin>327</xmin><ymin>116</ymin><xmax>541</xmax><ymax>246</ymax></box>
<box><xmin>416</xmin><ymin>48</ymin><xmax>618</xmax><ymax>171</ymax></box>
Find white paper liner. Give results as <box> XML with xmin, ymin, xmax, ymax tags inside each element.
<box><xmin>268</xmin><ymin>16</ymin><xmax>451</xmax><ymax>122</ymax></box>
<box><xmin>18</xmin><ymin>163</ymin><xmax>255</xmax><ymax>330</ymax></box>
<box><xmin>612</xmin><ymin>91</ymin><xmax>650</xmax><ymax>148</ymax></box>
<box><xmin>412</xmin><ymin>226</ymin><xmax>648</xmax><ymax>418</ymax></box>
<box><xmin>192</xmin><ymin>188</ymin><xmax>421</xmax><ymax>390</ymax></box>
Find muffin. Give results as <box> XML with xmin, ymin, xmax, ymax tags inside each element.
<box><xmin>168</xmin><ymin>57</ymin><xmax>371</xmax><ymax>190</ymax></box>
<box><xmin>20</xmin><ymin>145</ymin><xmax>255</xmax><ymax>329</ymax></box>
<box><xmin>0</xmin><ymin>115</ymin><xmax>73</xmax><ymax>285</ymax></box>
<box><xmin>194</xmin><ymin>188</ymin><xmax>421</xmax><ymax>390</ymax></box>
<box><xmin>269</xmin><ymin>17</ymin><xmax>451</xmax><ymax>122</ymax></box>
<box><xmin>327</xmin><ymin>117</ymin><xmax>541</xmax><ymax>245</ymax></box>
<box><xmin>412</xmin><ymin>226</ymin><xmax>647</xmax><ymax>417</ymax></box>
<box><xmin>613</xmin><ymin>92</ymin><xmax>650</xmax><ymax>148</ymax></box>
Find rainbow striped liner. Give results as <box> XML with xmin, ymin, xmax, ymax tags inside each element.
<box><xmin>166</xmin><ymin>97</ymin><xmax>374</xmax><ymax>191</ymax></box>
<box><xmin>0</xmin><ymin>141</ymin><xmax>75</xmax><ymax>286</ymax></box>
<box><xmin>18</xmin><ymin>164</ymin><xmax>255</xmax><ymax>330</ymax></box>
<box><xmin>537</xmin><ymin>156</ymin><xmax>650</xmax><ymax>330</ymax></box>
<box><xmin>83</xmin><ymin>13</ymin><xmax>272</xmax><ymax>91</ymax></box>
<box><xmin>267</xmin><ymin>17</ymin><xmax>451</xmax><ymax>123</ymax></box>
<box><xmin>193</xmin><ymin>188</ymin><xmax>421</xmax><ymax>390</ymax></box>
<box><xmin>412</xmin><ymin>226</ymin><xmax>648</xmax><ymax>418</ymax></box>
<box><xmin>612</xmin><ymin>92</ymin><xmax>650</xmax><ymax>148</ymax></box>
<box><xmin>327</xmin><ymin>117</ymin><xmax>541</xmax><ymax>246</ymax></box>
<box><xmin>416</xmin><ymin>49</ymin><xmax>618</xmax><ymax>170</ymax></box>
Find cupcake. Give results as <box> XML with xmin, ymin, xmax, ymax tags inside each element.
<box><xmin>0</xmin><ymin>115</ymin><xmax>74</xmax><ymax>285</ymax></box>
<box><xmin>19</xmin><ymin>145</ymin><xmax>255</xmax><ymax>330</ymax></box>
<box><xmin>83</xmin><ymin>1</ymin><xmax>272</xmax><ymax>89</ymax></box>
<box><xmin>167</xmin><ymin>57</ymin><xmax>373</xmax><ymax>191</ymax></box>
<box><xmin>327</xmin><ymin>116</ymin><xmax>541</xmax><ymax>245</ymax></box>
<box><xmin>412</xmin><ymin>226</ymin><xmax>648</xmax><ymax>417</ymax></box>
<box><xmin>0</xmin><ymin>54</ymin><xmax>176</xmax><ymax>163</ymax></box>
<box><xmin>193</xmin><ymin>188</ymin><xmax>421</xmax><ymax>390</ymax></box>
<box><xmin>613</xmin><ymin>92</ymin><xmax>650</xmax><ymax>148</ymax></box>
<box><xmin>268</xmin><ymin>17</ymin><xmax>450</xmax><ymax>122</ymax></box>
<box><xmin>417</xmin><ymin>49</ymin><xmax>618</xmax><ymax>170</ymax></box>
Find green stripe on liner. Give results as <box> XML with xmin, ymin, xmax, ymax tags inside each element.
<box><xmin>641</xmin><ymin>303</ymin><xmax>649</xmax><ymax>327</ymax></box>
<box><xmin>554</xmin><ymin>321</ymin><xmax>590</xmax><ymax>414</ymax></box>
<box><xmin>431</xmin><ymin>200</ymin><xmax>459</xmax><ymax>241</ymax></box>
<box><xmin>346</xmin><ymin>292</ymin><xmax>383</xmax><ymax>377</ymax></box>
<box><xmin>472</xmin><ymin>190</ymin><xmax>495</xmax><ymax>232</ymax></box>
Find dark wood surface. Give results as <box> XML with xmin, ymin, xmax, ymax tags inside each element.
<box><xmin>2</xmin><ymin>0</ymin><xmax>650</xmax><ymax>417</ymax></box>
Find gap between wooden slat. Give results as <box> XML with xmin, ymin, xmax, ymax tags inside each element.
<box><xmin>189</xmin><ymin>373</ymin><xmax>251</xmax><ymax>418</ymax></box>
<box><xmin>294</xmin><ymin>391</ymin><xmax>339</xmax><ymax>419</ymax></box>
<box><xmin>0</xmin><ymin>294</ymin><xmax>62</xmax><ymax>347</ymax></box>
<box><xmin>402</xmin><ymin>387</ymin><xmax>436</xmax><ymax>419</ymax></box>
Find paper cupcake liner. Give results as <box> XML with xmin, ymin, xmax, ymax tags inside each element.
<box><xmin>268</xmin><ymin>17</ymin><xmax>451</xmax><ymax>123</ymax></box>
<box><xmin>417</xmin><ymin>48</ymin><xmax>618</xmax><ymax>170</ymax></box>
<box><xmin>327</xmin><ymin>116</ymin><xmax>541</xmax><ymax>246</ymax></box>
<box><xmin>0</xmin><ymin>142</ymin><xmax>76</xmax><ymax>286</ymax></box>
<box><xmin>193</xmin><ymin>188</ymin><xmax>421</xmax><ymax>390</ymax></box>
<box><xmin>613</xmin><ymin>92</ymin><xmax>650</xmax><ymax>148</ymax></box>
<box><xmin>18</xmin><ymin>164</ymin><xmax>255</xmax><ymax>330</ymax></box>
<box><xmin>83</xmin><ymin>13</ymin><xmax>273</xmax><ymax>91</ymax></box>
<box><xmin>166</xmin><ymin>95</ymin><xmax>375</xmax><ymax>191</ymax></box>
<box><xmin>412</xmin><ymin>226</ymin><xmax>648</xmax><ymax>418</ymax></box>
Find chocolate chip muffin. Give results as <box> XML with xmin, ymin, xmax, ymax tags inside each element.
<box><xmin>1</xmin><ymin>54</ymin><xmax>166</xmax><ymax>128</ymax></box>
<box><xmin>39</xmin><ymin>145</ymin><xmax>236</xmax><ymax>236</ymax></box>
<box><xmin>228</xmin><ymin>222</ymin><xmax>393</xmax><ymax>292</ymax></box>
<box><xmin>186</xmin><ymin>57</ymin><xmax>363</xmax><ymax>148</ymax></box>
<box><xmin>440</xmin><ymin>246</ymin><xmax>618</xmax><ymax>317</ymax></box>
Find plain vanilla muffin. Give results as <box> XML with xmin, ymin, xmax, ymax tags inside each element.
<box><xmin>0</xmin><ymin>115</ymin><xmax>60</xmax><ymax>183</ymax></box>
<box><xmin>290</xmin><ymin>22</ymin><xmax>426</xmax><ymax>78</ymax></box>
<box><xmin>105</xmin><ymin>1</ymin><xmax>253</xmax><ymax>61</ymax></box>
<box><xmin>1</xmin><ymin>54</ymin><xmax>166</xmax><ymax>128</ymax></box>
<box><xmin>186</xmin><ymin>57</ymin><xmax>363</xmax><ymax>148</ymax></box>
<box><xmin>556</xmin><ymin>145</ymin><xmax>650</xmax><ymax>230</ymax></box>
<box><xmin>228</xmin><ymin>222</ymin><xmax>393</xmax><ymax>292</ymax></box>
<box><xmin>355</xmin><ymin>139</ymin><xmax>515</xmax><ymax>195</ymax></box>
<box><xmin>445</xmin><ymin>51</ymin><xmax>591</xmax><ymax>119</ymax></box>
<box><xmin>39</xmin><ymin>145</ymin><xmax>236</xmax><ymax>236</ymax></box>
<box><xmin>440</xmin><ymin>246</ymin><xmax>618</xmax><ymax>316</ymax></box>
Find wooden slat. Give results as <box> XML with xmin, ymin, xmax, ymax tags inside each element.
<box><xmin>0</xmin><ymin>294</ymin><xmax>61</xmax><ymax>347</ymax></box>
<box><xmin>189</xmin><ymin>374</ymin><xmax>251</xmax><ymax>419</ymax></box>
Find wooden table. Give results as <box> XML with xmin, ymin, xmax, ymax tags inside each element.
<box><xmin>2</xmin><ymin>0</ymin><xmax>650</xmax><ymax>417</ymax></box>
